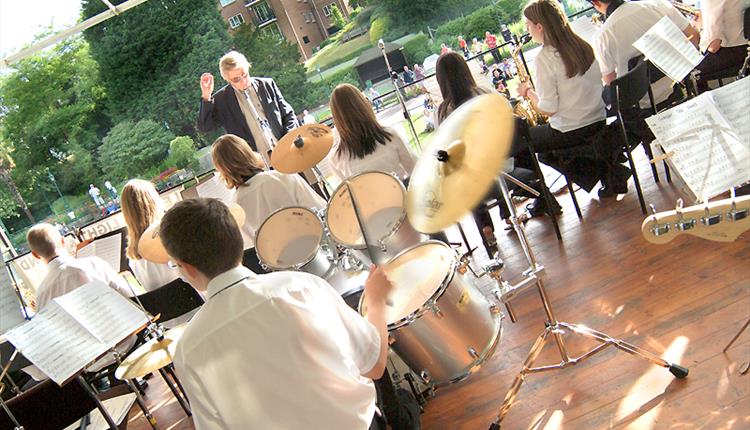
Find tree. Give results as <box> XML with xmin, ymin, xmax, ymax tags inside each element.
<box><xmin>167</xmin><ymin>136</ymin><xmax>198</xmax><ymax>169</ymax></box>
<box><xmin>98</xmin><ymin>119</ymin><xmax>175</xmax><ymax>181</ymax></box>
<box><xmin>81</xmin><ymin>0</ymin><xmax>231</xmax><ymax>138</ymax></box>
<box><xmin>0</xmin><ymin>144</ymin><xmax>34</xmax><ymax>223</ymax></box>
<box><xmin>330</xmin><ymin>5</ymin><xmax>347</xmax><ymax>29</ymax></box>
<box><xmin>232</xmin><ymin>25</ymin><xmax>311</xmax><ymax>111</ymax></box>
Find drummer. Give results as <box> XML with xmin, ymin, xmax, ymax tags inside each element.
<box><xmin>211</xmin><ymin>134</ymin><xmax>326</xmax><ymax>273</ymax></box>
<box><xmin>160</xmin><ymin>198</ymin><xmax>393</xmax><ymax>428</ymax></box>
<box><xmin>328</xmin><ymin>83</ymin><xmax>416</xmax><ymax>183</ymax></box>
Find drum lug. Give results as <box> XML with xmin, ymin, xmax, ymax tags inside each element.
<box><xmin>420</xmin><ymin>370</ymin><xmax>431</xmax><ymax>384</ymax></box>
<box><xmin>467</xmin><ymin>347</ymin><xmax>479</xmax><ymax>360</ymax></box>
<box><xmin>388</xmin><ymin>334</ymin><xmax>396</xmax><ymax>345</ymax></box>
<box><xmin>378</xmin><ymin>239</ymin><xmax>388</xmax><ymax>253</ymax></box>
<box><xmin>489</xmin><ymin>304</ymin><xmax>501</xmax><ymax>315</ymax></box>
<box><xmin>429</xmin><ymin>302</ymin><xmax>443</xmax><ymax>318</ymax></box>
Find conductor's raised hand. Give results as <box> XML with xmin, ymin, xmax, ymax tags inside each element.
<box><xmin>200</xmin><ymin>73</ymin><xmax>214</xmax><ymax>100</ymax></box>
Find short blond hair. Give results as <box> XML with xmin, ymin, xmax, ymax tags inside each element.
<box><xmin>211</xmin><ymin>134</ymin><xmax>265</xmax><ymax>189</ymax></box>
<box><xmin>27</xmin><ymin>223</ymin><xmax>62</xmax><ymax>259</ymax></box>
<box><xmin>219</xmin><ymin>51</ymin><xmax>249</xmax><ymax>78</ymax></box>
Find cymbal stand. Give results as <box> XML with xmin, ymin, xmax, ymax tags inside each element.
<box><xmin>0</xmin><ymin>383</ymin><xmax>24</xmax><ymax>430</ymax></box>
<box><xmin>488</xmin><ymin>175</ymin><xmax>689</xmax><ymax>429</ymax></box>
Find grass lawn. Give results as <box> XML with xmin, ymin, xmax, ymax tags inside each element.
<box><xmin>307</xmin><ymin>58</ymin><xmax>357</xmax><ymax>83</ymax></box>
<box><xmin>305</xmin><ymin>35</ymin><xmax>372</xmax><ymax>73</ymax></box>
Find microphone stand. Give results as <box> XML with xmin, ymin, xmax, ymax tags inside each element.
<box><xmin>378</xmin><ymin>38</ymin><xmax>421</xmax><ymax>151</ymax></box>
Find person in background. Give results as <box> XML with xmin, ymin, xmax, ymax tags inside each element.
<box><xmin>441</xmin><ymin>43</ymin><xmax>451</xmax><ymax>55</ymax></box>
<box><xmin>104</xmin><ymin>180</ymin><xmax>118</xmax><ymax>201</ymax></box>
<box><xmin>485</xmin><ymin>31</ymin><xmax>502</xmax><ymax>64</ymax></box>
<box><xmin>161</xmin><ymin>198</ymin><xmax>394</xmax><ymax>429</ymax></box>
<box><xmin>89</xmin><ymin>184</ymin><xmax>105</xmax><ymax>209</ymax></box>
<box><xmin>121</xmin><ymin>179</ymin><xmax>179</xmax><ymax>292</ymax></box>
<box><xmin>458</xmin><ymin>35</ymin><xmax>470</xmax><ymax>57</ymax></box>
<box><xmin>472</xmin><ymin>37</ymin><xmax>488</xmax><ymax>73</ymax></box>
<box><xmin>367</xmin><ymin>86</ymin><xmax>383</xmax><ymax>113</ymax></box>
<box><xmin>413</xmin><ymin>63</ymin><xmax>425</xmax><ymax>81</ymax></box>
<box><xmin>402</xmin><ymin>65</ymin><xmax>415</xmax><ymax>84</ymax></box>
<box><xmin>302</xmin><ymin>109</ymin><xmax>317</xmax><ymax>125</ymax></box>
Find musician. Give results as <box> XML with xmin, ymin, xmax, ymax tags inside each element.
<box><xmin>435</xmin><ymin>52</ymin><xmax>557</xmax><ymax>236</ymax></box>
<box><xmin>589</xmin><ymin>0</ymin><xmax>700</xmax><ymax>106</ymax></box>
<box><xmin>696</xmin><ymin>0</ymin><xmax>749</xmax><ymax>91</ymax></box>
<box><xmin>198</xmin><ymin>51</ymin><xmax>298</xmax><ymax>164</ymax></box>
<box><xmin>211</xmin><ymin>134</ymin><xmax>325</xmax><ymax>273</ymax></box>
<box><xmin>160</xmin><ymin>198</ymin><xmax>393</xmax><ymax>429</ymax></box>
<box><xmin>26</xmin><ymin>223</ymin><xmax>131</xmax><ymax>310</ymax></box>
<box><xmin>328</xmin><ymin>83</ymin><xmax>416</xmax><ymax>182</ymax></box>
<box><xmin>121</xmin><ymin>179</ymin><xmax>179</xmax><ymax>291</ymax></box>
<box><xmin>518</xmin><ymin>0</ymin><xmax>628</xmax><ymax>198</ymax></box>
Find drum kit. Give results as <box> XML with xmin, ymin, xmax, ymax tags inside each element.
<box><xmin>130</xmin><ymin>93</ymin><xmax>690</xmax><ymax>428</ymax></box>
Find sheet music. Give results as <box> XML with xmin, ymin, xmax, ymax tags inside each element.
<box><xmin>54</xmin><ymin>280</ymin><xmax>148</xmax><ymax>347</ymax></box>
<box><xmin>0</xmin><ymin>260</ymin><xmax>26</xmax><ymax>335</ymax></box>
<box><xmin>5</xmin><ymin>300</ymin><xmax>108</xmax><ymax>385</ymax></box>
<box><xmin>76</xmin><ymin>232</ymin><xmax>123</xmax><ymax>272</ymax></box>
<box><xmin>646</xmin><ymin>90</ymin><xmax>750</xmax><ymax>199</ymax></box>
<box><xmin>196</xmin><ymin>174</ymin><xmax>236</xmax><ymax>205</ymax></box>
<box><xmin>633</xmin><ymin>16</ymin><xmax>702</xmax><ymax>82</ymax></box>
<box><xmin>707</xmin><ymin>77</ymin><xmax>750</xmax><ymax>149</ymax></box>
<box><xmin>570</xmin><ymin>16</ymin><xmax>599</xmax><ymax>46</ymax></box>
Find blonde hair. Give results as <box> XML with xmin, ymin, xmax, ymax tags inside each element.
<box><xmin>121</xmin><ymin>179</ymin><xmax>163</xmax><ymax>260</ymax></box>
<box><xmin>211</xmin><ymin>134</ymin><xmax>265</xmax><ymax>189</ymax></box>
<box><xmin>219</xmin><ymin>51</ymin><xmax>250</xmax><ymax>78</ymax></box>
<box><xmin>27</xmin><ymin>223</ymin><xmax>62</xmax><ymax>260</ymax></box>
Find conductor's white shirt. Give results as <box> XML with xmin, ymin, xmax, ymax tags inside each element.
<box><xmin>329</xmin><ymin>128</ymin><xmax>416</xmax><ymax>181</ymax></box>
<box><xmin>533</xmin><ymin>46</ymin><xmax>606</xmax><ymax>132</ymax></box>
<box><xmin>35</xmin><ymin>254</ymin><xmax>131</xmax><ymax>310</ymax></box>
<box><xmin>128</xmin><ymin>257</ymin><xmax>179</xmax><ymax>292</ymax></box>
<box><xmin>593</xmin><ymin>0</ymin><xmax>691</xmax><ymax>105</ymax></box>
<box><xmin>173</xmin><ymin>266</ymin><xmax>380</xmax><ymax>430</ymax></box>
<box><xmin>232</xmin><ymin>170</ymin><xmax>326</xmax><ymax>249</ymax></box>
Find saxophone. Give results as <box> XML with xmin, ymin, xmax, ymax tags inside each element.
<box><xmin>670</xmin><ymin>1</ymin><xmax>700</xmax><ymax>19</ymax></box>
<box><xmin>510</xmin><ymin>36</ymin><xmax>547</xmax><ymax>127</ymax></box>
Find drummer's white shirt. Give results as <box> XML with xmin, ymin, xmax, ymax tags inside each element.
<box><xmin>329</xmin><ymin>127</ymin><xmax>416</xmax><ymax>181</ymax></box>
<box><xmin>173</xmin><ymin>266</ymin><xmax>380</xmax><ymax>430</ymax></box>
<box><xmin>233</xmin><ymin>170</ymin><xmax>326</xmax><ymax>249</ymax></box>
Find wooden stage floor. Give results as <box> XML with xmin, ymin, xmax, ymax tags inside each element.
<box><xmin>127</xmin><ymin>152</ymin><xmax>750</xmax><ymax>430</ymax></box>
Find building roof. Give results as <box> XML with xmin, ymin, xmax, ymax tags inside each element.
<box><xmin>353</xmin><ymin>42</ymin><xmax>403</xmax><ymax>68</ymax></box>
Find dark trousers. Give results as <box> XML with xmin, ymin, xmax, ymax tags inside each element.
<box><xmin>696</xmin><ymin>45</ymin><xmax>747</xmax><ymax>91</ymax></box>
<box><xmin>490</xmin><ymin>48</ymin><xmax>502</xmax><ymax>64</ymax></box>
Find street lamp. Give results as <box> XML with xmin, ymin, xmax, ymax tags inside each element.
<box><xmin>47</xmin><ymin>170</ymin><xmax>71</xmax><ymax>214</ymax></box>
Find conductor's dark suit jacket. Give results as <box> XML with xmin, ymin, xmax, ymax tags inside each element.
<box><xmin>197</xmin><ymin>77</ymin><xmax>298</xmax><ymax>150</ymax></box>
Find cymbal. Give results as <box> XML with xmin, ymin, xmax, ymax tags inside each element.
<box><xmin>138</xmin><ymin>203</ymin><xmax>247</xmax><ymax>264</ymax></box>
<box><xmin>115</xmin><ymin>323</ymin><xmax>187</xmax><ymax>380</ymax></box>
<box><xmin>406</xmin><ymin>93</ymin><xmax>514</xmax><ymax>233</ymax></box>
<box><xmin>271</xmin><ymin>124</ymin><xmax>334</xmax><ymax>173</ymax></box>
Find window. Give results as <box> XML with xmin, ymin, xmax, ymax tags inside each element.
<box><xmin>302</xmin><ymin>11</ymin><xmax>315</xmax><ymax>23</ymax></box>
<box><xmin>228</xmin><ymin>13</ymin><xmax>245</xmax><ymax>29</ymax></box>
<box><xmin>303</xmin><ymin>36</ymin><xmax>310</xmax><ymax>44</ymax></box>
<box><xmin>253</xmin><ymin>1</ymin><xmax>276</xmax><ymax>25</ymax></box>
<box><xmin>219</xmin><ymin>0</ymin><xmax>235</xmax><ymax>6</ymax></box>
<box><xmin>322</xmin><ymin>3</ymin><xmax>336</xmax><ymax>17</ymax></box>
<box><xmin>262</xmin><ymin>23</ymin><xmax>284</xmax><ymax>41</ymax></box>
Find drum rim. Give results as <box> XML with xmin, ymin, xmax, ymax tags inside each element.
<box><xmin>254</xmin><ymin>205</ymin><xmax>324</xmax><ymax>271</ymax></box>
<box><xmin>325</xmin><ymin>170</ymin><xmax>408</xmax><ymax>249</ymax></box>
<box><xmin>358</xmin><ymin>240</ymin><xmax>457</xmax><ymax>329</ymax></box>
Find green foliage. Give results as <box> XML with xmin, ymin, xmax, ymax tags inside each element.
<box><xmin>167</xmin><ymin>136</ymin><xmax>198</xmax><ymax>169</ymax></box>
<box><xmin>370</xmin><ymin>15</ymin><xmax>392</xmax><ymax>45</ymax></box>
<box><xmin>330</xmin><ymin>5</ymin><xmax>347</xmax><ymax>29</ymax></box>
<box><xmin>402</xmin><ymin>33</ymin><xmax>432</xmax><ymax>65</ymax></box>
<box><xmin>232</xmin><ymin>25</ymin><xmax>310</xmax><ymax>113</ymax></box>
<box><xmin>81</xmin><ymin>0</ymin><xmax>231</xmax><ymax>137</ymax></box>
<box><xmin>373</xmin><ymin>0</ymin><xmax>494</xmax><ymax>32</ymax></box>
<box><xmin>435</xmin><ymin>0</ymin><xmax>526</xmax><ymax>44</ymax></box>
<box><xmin>98</xmin><ymin>119</ymin><xmax>175</xmax><ymax>181</ymax></box>
<box><xmin>0</xmin><ymin>189</ymin><xmax>19</xmax><ymax>220</ymax></box>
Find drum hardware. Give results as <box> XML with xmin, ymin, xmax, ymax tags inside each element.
<box><xmin>377</xmin><ymin>38</ymin><xmax>421</xmax><ymax>150</ymax></box>
<box><xmin>0</xmin><ymin>383</ymin><xmax>24</xmax><ymax>430</ymax></box>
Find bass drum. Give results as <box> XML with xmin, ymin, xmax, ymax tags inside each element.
<box><xmin>325</xmin><ymin>171</ymin><xmax>423</xmax><ymax>263</ymax></box>
<box><xmin>360</xmin><ymin>241</ymin><xmax>502</xmax><ymax>386</ymax></box>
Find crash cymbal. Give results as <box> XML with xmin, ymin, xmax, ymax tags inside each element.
<box><xmin>138</xmin><ymin>203</ymin><xmax>246</xmax><ymax>264</ymax></box>
<box><xmin>271</xmin><ymin>124</ymin><xmax>334</xmax><ymax>174</ymax></box>
<box><xmin>115</xmin><ymin>323</ymin><xmax>187</xmax><ymax>380</ymax></box>
<box><xmin>406</xmin><ymin>93</ymin><xmax>514</xmax><ymax>233</ymax></box>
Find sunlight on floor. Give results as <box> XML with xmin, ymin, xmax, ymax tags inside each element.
<box><xmin>613</xmin><ymin>336</ymin><xmax>689</xmax><ymax>428</ymax></box>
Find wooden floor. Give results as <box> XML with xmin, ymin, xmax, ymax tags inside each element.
<box><xmin>127</xmin><ymin>151</ymin><xmax>750</xmax><ymax>430</ymax></box>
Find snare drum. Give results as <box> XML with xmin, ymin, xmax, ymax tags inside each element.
<box><xmin>255</xmin><ymin>206</ymin><xmax>334</xmax><ymax>278</ymax></box>
<box><xmin>360</xmin><ymin>241</ymin><xmax>502</xmax><ymax>386</ymax></box>
<box><xmin>325</xmin><ymin>171</ymin><xmax>423</xmax><ymax>262</ymax></box>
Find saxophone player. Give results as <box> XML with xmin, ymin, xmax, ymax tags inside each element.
<box><xmin>515</xmin><ymin>0</ymin><xmax>626</xmax><ymax>199</ymax></box>
<box><xmin>695</xmin><ymin>0</ymin><xmax>749</xmax><ymax>92</ymax></box>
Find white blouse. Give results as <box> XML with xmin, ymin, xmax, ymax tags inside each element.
<box><xmin>329</xmin><ymin>127</ymin><xmax>416</xmax><ymax>181</ymax></box>
<box><xmin>233</xmin><ymin>170</ymin><xmax>326</xmax><ymax>249</ymax></box>
<box><xmin>128</xmin><ymin>257</ymin><xmax>179</xmax><ymax>292</ymax></box>
<box><xmin>701</xmin><ymin>0</ymin><xmax>749</xmax><ymax>50</ymax></box>
<box><xmin>534</xmin><ymin>46</ymin><xmax>606</xmax><ymax>132</ymax></box>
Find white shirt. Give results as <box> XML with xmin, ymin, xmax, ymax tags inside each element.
<box><xmin>234</xmin><ymin>85</ymin><xmax>275</xmax><ymax>166</ymax></box>
<box><xmin>534</xmin><ymin>46</ymin><xmax>606</xmax><ymax>132</ymax></box>
<box><xmin>593</xmin><ymin>0</ymin><xmax>691</xmax><ymax>105</ymax></box>
<box><xmin>701</xmin><ymin>0</ymin><xmax>750</xmax><ymax>49</ymax></box>
<box><xmin>233</xmin><ymin>170</ymin><xmax>326</xmax><ymax>249</ymax></box>
<box><xmin>128</xmin><ymin>257</ymin><xmax>179</xmax><ymax>292</ymax></box>
<box><xmin>35</xmin><ymin>254</ymin><xmax>132</xmax><ymax>310</ymax></box>
<box><xmin>173</xmin><ymin>266</ymin><xmax>379</xmax><ymax>430</ymax></box>
<box><xmin>329</xmin><ymin>128</ymin><xmax>416</xmax><ymax>181</ymax></box>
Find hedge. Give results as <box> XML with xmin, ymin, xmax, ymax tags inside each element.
<box><xmin>436</xmin><ymin>0</ymin><xmax>526</xmax><ymax>43</ymax></box>
<box><xmin>402</xmin><ymin>33</ymin><xmax>432</xmax><ymax>66</ymax></box>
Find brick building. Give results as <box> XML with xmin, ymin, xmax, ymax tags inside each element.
<box><xmin>218</xmin><ymin>0</ymin><xmax>351</xmax><ymax>60</ymax></box>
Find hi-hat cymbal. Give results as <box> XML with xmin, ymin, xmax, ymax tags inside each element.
<box><xmin>406</xmin><ymin>93</ymin><xmax>514</xmax><ymax>233</ymax></box>
<box><xmin>271</xmin><ymin>124</ymin><xmax>334</xmax><ymax>174</ymax></box>
<box><xmin>115</xmin><ymin>323</ymin><xmax>187</xmax><ymax>380</ymax></box>
<box><xmin>138</xmin><ymin>203</ymin><xmax>247</xmax><ymax>264</ymax></box>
